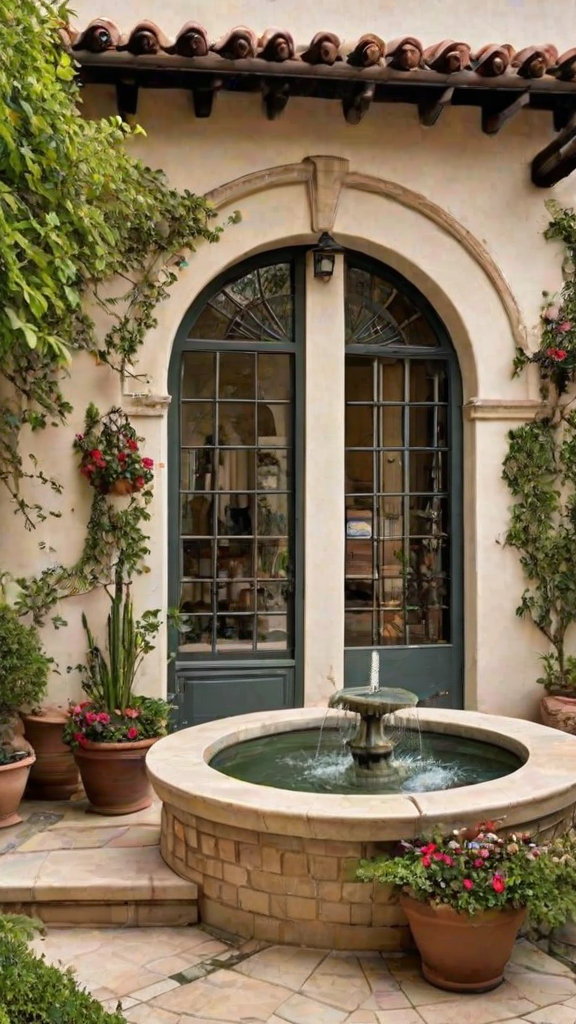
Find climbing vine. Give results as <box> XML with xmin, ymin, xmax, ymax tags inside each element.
<box><xmin>0</xmin><ymin>0</ymin><xmax>224</xmax><ymax>531</ymax></box>
<box><xmin>504</xmin><ymin>201</ymin><xmax>576</xmax><ymax>693</ymax></box>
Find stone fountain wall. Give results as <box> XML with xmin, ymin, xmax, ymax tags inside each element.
<box><xmin>161</xmin><ymin>803</ymin><xmax>410</xmax><ymax>950</ymax></box>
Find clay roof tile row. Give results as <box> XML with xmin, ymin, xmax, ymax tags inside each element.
<box><xmin>66</xmin><ymin>20</ymin><xmax>576</xmax><ymax>81</ymax></box>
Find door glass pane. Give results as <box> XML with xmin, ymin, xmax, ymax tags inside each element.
<box><xmin>219</xmin><ymin>352</ymin><xmax>255</xmax><ymax>399</ymax></box>
<box><xmin>188</xmin><ymin>263</ymin><xmax>294</xmax><ymax>343</ymax></box>
<box><xmin>178</xmin><ymin>342</ymin><xmax>295</xmax><ymax>656</ymax></box>
<box><xmin>345</xmin><ymin>350</ymin><xmax>451</xmax><ymax>649</ymax></box>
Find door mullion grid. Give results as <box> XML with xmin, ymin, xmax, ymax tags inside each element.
<box><xmin>211</xmin><ymin>354</ymin><xmax>220</xmax><ymax>653</ymax></box>
<box><xmin>402</xmin><ymin>359</ymin><xmax>410</xmax><ymax>646</ymax></box>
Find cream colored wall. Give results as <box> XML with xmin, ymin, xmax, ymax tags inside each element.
<box><xmin>2</xmin><ymin>12</ymin><xmax>574</xmax><ymax>716</ymax></box>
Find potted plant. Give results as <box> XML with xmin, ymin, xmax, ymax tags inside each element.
<box><xmin>357</xmin><ymin>823</ymin><xmax>576</xmax><ymax>994</ymax></box>
<box><xmin>537</xmin><ymin>653</ymin><xmax>576</xmax><ymax>733</ymax></box>
<box><xmin>73</xmin><ymin>404</ymin><xmax>154</xmax><ymax>497</ymax></box>
<box><xmin>63</xmin><ymin>569</ymin><xmax>171</xmax><ymax>815</ymax></box>
<box><xmin>21</xmin><ymin>704</ymin><xmax>80</xmax><ymax>801</ymax></box>
<box><xmin>0</xmin><ymin>605</ymin><xmax>50</xmax><ymax>827</ymax></box>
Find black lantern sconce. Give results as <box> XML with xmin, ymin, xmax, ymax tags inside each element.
<box><xmin>312</xmin><ymin>232</ymin><xmax>345</xmax><ymax>281</ymax></box>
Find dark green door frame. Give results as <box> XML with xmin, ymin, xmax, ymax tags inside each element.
<box><xmin>167</xmin><ymin>249</ymin><xmax>306</xmax><ymax>726</ymax></box>
<box><xmin>343</xmin><ymin>253</ymin><xmax>464</xmax><ymax>709</ymax></box>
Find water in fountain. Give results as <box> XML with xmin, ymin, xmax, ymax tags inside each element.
<box><xmin>211</xmin><ymin>668</ymin><xmax>522</xmax><ymax>794</ymax></box>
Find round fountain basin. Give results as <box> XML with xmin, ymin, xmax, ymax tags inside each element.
<box><xmin>211</xmin><ymin>727</ymin><xmax>521</xmax><ymax>794</ymax></box>
<box><xmin>147</xmin><ymin>707</ymin><xmax>576</xmax><ymax>950</ymax></box>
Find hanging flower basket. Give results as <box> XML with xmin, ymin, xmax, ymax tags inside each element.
<box><xmin>74</xmin><ymin>404</ymin><xmax>154</xmax><ymax>497</ymax></box>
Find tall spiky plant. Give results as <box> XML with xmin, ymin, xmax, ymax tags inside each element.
<box><xmin>81</xmin><ymin>564</ymin><xmax>160</xmax><ymax>713</ymax></box>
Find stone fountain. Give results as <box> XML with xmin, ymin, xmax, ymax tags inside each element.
<box><xmin>328</xmin><ymin>652</ymin><xmax>418</xmax><ymax>774</ymax></box>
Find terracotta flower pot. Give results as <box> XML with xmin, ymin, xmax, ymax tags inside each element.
<box><xmin>0</xmin><ymin>754</ymin><xmax>35</xmax><ymax>828</ymax></box>
<box><xmin>73</xmin><ymin>737</ymin><xmax>157</xmax><ymax>815</ymax></box>
<box><xmin>540</xmin><ymin>694</ymin><xmax>576</xmax><ymax>734</ymax></box>
<box><xmin>400</xmin><ymin>895</ymin><xmax>526</xmax><ymax>993</ymax></box>
<box><xmin>22</xmin><ymin>706</ymin><xmax>80</xmax><ymax>801</ymax></box>
<box><xmin>109</xmin><ymin>478</ymin><xmax>134</xmax><ymax>496</ymax></box>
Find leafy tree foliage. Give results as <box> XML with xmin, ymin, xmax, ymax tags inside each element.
<box><xmin>0</xmin><ymin>0</ymin><xmax>220</xmax><ymax>525</ymax></box>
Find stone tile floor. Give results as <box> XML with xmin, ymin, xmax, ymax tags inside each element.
<box><xmin>29</xmin><ymin>929</ymin><xmax>576</xmax><ymax>1024</ymax></box>
<box><xmin>5</xmin><ymin>799</ymin><xmax>576</xmax><ymax>1023</ymax></box>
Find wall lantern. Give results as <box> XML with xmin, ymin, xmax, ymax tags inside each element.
<box><xmin>312</xmin><ymin>232</ymin><xmax>345</xmax><ymax>281</ymax></box>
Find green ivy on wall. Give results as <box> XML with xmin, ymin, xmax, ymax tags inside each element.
<box><xmin>504</xmin><ymin>201</ymin><xmax>576</xmax><ymax>695</ymax></box>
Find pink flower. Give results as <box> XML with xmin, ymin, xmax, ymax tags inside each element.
<box><xmin>474</xmin><ymin>858</ymin><xmax>484</xmax><ymax>868</ymax></box>
<box><xmin>125</xmin><ymin>708</ymin><xmax>140</xmax><ymax>719</ymax></box>
<box><xmin>442</xmin><ymin>855</ymin><xmax>454</xmax><ymax>867</ymax></box>
<box><xmin>127</xmin><ymin>726</ymin><xmax>139</xmax><ymax>740</ymax></box>
<box><xmin>432</xmin><ymin>851</ymin><xmax>444</xmax><ymax>861</ymax></box>
<box><xmin>492</xmin><ymin>874</ymin><xmax>506</xmax><ymax>893</ymax></box>
<box><xmin>421</xmin><ymin>856</ymin><xmax>432</xmax><ymax>868</ymax></box>
<box><xmin>463</xmin><ymin>879</ymin><xmax>474</xmax><ymax>891</ymax></box>
<box><xmin>558</xmin><ymin>320</ymin><xmax>572</xmax><ymax>333</ymax></box>
<box><xmin>73</xmin><ymin>732</ymin><xmax>84</xmax><ymax>744</ymax></box>
<box><xmin>480</xmin><ymin>849</ymin><xmax>490</xmax><ymax>859</ymax></box>
<box><xmin>544</xmin><ymin>304</ymin><xmax>561</xmax><ymax>320</ymax></box>
<box><xmin>85</xmin><ymin>712</ymin><xmax>98</xmax><ymax>725</ymax></box>
<box><xmin>421</xmin><ymin>843</ymin><xmax>436</xmax><ymax>856</ymax></box>
<box><xmin>75</xmin><ymin>433</ymin><xmax>84</xmax><ymax>442</ymax></box>
<box><xmin>96</xmin><ymin>712</ymin><xmax>110</xmax><ymax>724</ymax></box>
<box><xmin>72</xmin><ymin>704</ymin><xmax>83</xmax><ymax>715</ymax></box>
<box><xmin>142</xmin><ymin>457</ymin><xmax>154</xmax><ymax>469</ymax></box>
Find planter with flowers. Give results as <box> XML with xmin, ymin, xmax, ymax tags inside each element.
<box><xmin>63</xmin><ymin>569</ymin><xmax>172</xmax><ymax>815</ymax></box>
<box><xmin>357</xmin><ymin>823</ymin><xmax>576</xmax><ymax>994</ymax></box>
<box><xmin>73</xmin><ymin>404</ymin><xmax>154</xmax><ymax>497</ymax></box>
<box><xmin>0</xmin><ymin>605</ymin><xmax>51</xmax><ymax>827</ymax></box>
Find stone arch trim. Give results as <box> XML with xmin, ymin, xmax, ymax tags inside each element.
<box><xmin>204</xmin><ymin>158</ymin><xmax>527</xmax><ymax>351</ymax></box>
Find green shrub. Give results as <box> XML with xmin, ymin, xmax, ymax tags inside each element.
<box><xmin>0</xmin><ymin>915</ymin><xmax>126</xmax><ymax>1023</ymax></box>
<box><xmin>0</xmin><ymin>604</ymin><xmax>50</xmax><ymax>719</ymax></box>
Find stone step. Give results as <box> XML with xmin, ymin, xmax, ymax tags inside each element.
<box><xmin>0</xmin><ymin>845</ymin><xmax>198</xmax><ymax>927</ymax></box>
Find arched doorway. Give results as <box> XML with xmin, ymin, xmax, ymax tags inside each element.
<box><xmin>168</xmin><ymin>248</ymin><xmax>462</xmax><ymax>726</ymax></box>
<box><xmin>344</xmin><ymin>255</ymin><xmax>463</xmax><ymax>703</ymax></box>
<box><xmin>168</xmin><ymin>251</ymin><xmax>305</xmax><ymax>726</ymax></box>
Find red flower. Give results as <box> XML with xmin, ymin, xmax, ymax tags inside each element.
<box><xmin>547</xmin><ymin>347</ymin><xmax>568</xmax><ymax>362</ymax></box>
<box><xmin>96</xmin><ymin>712</ymin><xmax>110</xmax><ymax>724</ymax></box>
<box><xmin>127</xmin><ymin>439</ymin><xmax>138</xmax><ymax>452</ymax></box>
<box><xmin>117</xmin><ymin>451</ymin><xmax>127</xmax><ymax>463</ymax></box>
<box><xmin>421</xmin><ymin>856</ymin><xmax>432</xmax><ymax>868</ymax></box>
<box><xmin>421</xmin><ymin>843</ymin><xmax>436</xmax><ymax>856</ymax></box>
<box><xmin>125</xmin><ymin>708</ymin><xmax>140</xmax><ymax>719</ymax></box>
<box><xmin>80</xmin><ymin>463</ymin><xmax>95</xmax><ymax>477</ymax></box>
<box><xmin>442</xmin><ymin>855</ymin><xmax>454</xmax><ymax>867</ymax></box>
<box><xmin>492</xmin><ymin>874</ymin><xmax>506</xmax><ymax>893</ymax></box>
<box><xmin>85</xmin><ymin>711</ymin><xmax>98</xmax><ymax>725</ymax></box>
<box><xmin>90</xmin><ymin>449</ymin><xmax>103</xmax><ymax>461</ymax></box>
<box><xmin>134</xmin><ymin>476</ymin><xmax>145</xmax><ymax>490</ymax></box>
<box><xmin>463</xmin><ymin>879</ymin><xmax>474</xmax><ymax>891</ymax></box>
<box><xmin>73</xmin><ymin>732</ymin><xmax>84</xmax><ymax>744</ymax></box>
<box><xmin>474</xmin><ymin>858</ymin><xmax>484</xmax><ymax>868</ymax></box>
<box><xmin>127</xmin><ymin>726</ymin><xmax>139</xmax><ymax>740</ymax></box>
<box><xmin>142</xmin><ymin>457</ymin><xmax>154</xmax><ymax>469</ymax></box>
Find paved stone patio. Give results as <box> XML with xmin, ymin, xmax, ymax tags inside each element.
<box><xmin>4</xmin><ymin>799</ymin><xmax>576</xmax><ymax>1022</ymax></box>
<box><xmin>29</xmin><ymin>928</ymin><xmax>576</xmax><ymax>1024</ymax></box>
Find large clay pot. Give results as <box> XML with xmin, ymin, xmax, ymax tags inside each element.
<box><xmin>22</xmin><ymin>706</ymin><xmax>80</xmax><ymax>800</ymax></box>
<box><xmin>73</xmin><ymin>737</ymin><xmax>157</xmax><ymax>815</ymax></box>
<box><xmin>0</xmin><ymin>754</ymin><xmax>36</xmax><ymax>828</ymax></box>
<box><xmin>540</xmin><ymin>694</ymin><xmax>576</xmax><ymax>734</ymax></box>
<box><xmin>400</xmin><ymin>895</ymin><xmax>526</xmax><ymax>993</ymax></box>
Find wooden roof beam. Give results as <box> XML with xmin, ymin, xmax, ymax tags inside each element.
<box><xmin>532</xmin><ymin>121</ymin><xmax>576</xmax><ymax>186</ymax></box>
<box><xmin>342</xmin><ymin>82</ymin><xmax>375</xmax><ymax>124</ymax></box>
<box><xmin>418</xmin><ymin>86</ymin><xmax>454</xmax><ymax>126</ymax></box>
<box><xmin>481</xmin><ymin>91</ymin><xmax>530</xmax><ymax>134</ymax></box>
<box><xmin>262</xmin><ymin>80</ymin><xmax>290</xmax><ymax>120</ymax></box>
<box><xmin>191</xmin><ymin>76</ymin><xmax>222</xmax><ymax>117</ymax></box>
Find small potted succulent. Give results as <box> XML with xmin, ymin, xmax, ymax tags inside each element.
<box><xmin>73</xmin><ymin>404</ymin><xmax>154</xmax><ymax>497</ymax></box>
<box><xmin>357</xmin><ymin>823</ymin><xmax>576</xmax><ymax>994</ymax></box>
<box><xmin>0</xmin><ymin>605</ymin><xmax>50</xmax><ymax>827</ymax></box>
<box><xmin>63</xmin><ymin>568</ymin><xmax>172</xmax><ymax>815</ymax></box>
<box><xmin>537</xmin><ymin>653</ymin><xmax>576</xmax><ymax>734</ymax></box>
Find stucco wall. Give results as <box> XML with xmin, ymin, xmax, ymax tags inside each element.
<box><xmin>2</xmin><ymin>0</ymin><xmax>574</xmax><ymax>718</ymax></box>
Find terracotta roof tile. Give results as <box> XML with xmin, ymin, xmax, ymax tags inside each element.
<box><xmin>68</xmin><ymin>19</ymin><xmax>576</xmax><ymax>82</ymax></box>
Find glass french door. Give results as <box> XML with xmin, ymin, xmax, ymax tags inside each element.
<box><xmin>169</xmin><ymin>254</ymin><xmax>303</xmax><ymax>726</ymax></box>
<box><xmin>344</xmin><ymin>257</ymin><xmax>463</xmax><ymax>706</ymax></box>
